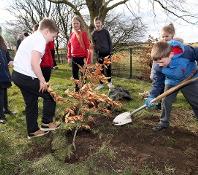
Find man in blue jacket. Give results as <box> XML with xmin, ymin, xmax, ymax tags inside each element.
<box><xmin>145</xmin><ymin>40</ymin><xmax>198</xmax><ymax>131</ymax></box>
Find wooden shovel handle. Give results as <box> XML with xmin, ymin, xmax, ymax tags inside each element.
<box><xmin>151</xmin><ymin>77</ymin><xmax>198</xmax><ymax>103</ymax></box>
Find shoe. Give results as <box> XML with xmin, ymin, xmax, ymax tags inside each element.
<box><xmin>156</xmin><ymin>103</ymin><xmax>161</xmax><ymax>110</ymax></box>
<box><xmin>0</xmin><ymin>115</ymin><xmax>6</xmax><ymax>124</ymax></box>
<box><xmin>107</xmin><ymin>82</ymin><xmax>114</xmax><ymax>89</ymax></box>
<box><xmin>27</xmin><ymin>129</ymin><xmax>49</xmax><ymax>139</ymax></box>
<box><xmin>152</xmin><ymin>124</ymin><xmax>168</xmax><ymax>132</ymax></box>
<box><xmin>41</xmin><ymin>122</ymin><xmax>61</xmax><ymax>131</ymax></box>
<box><xmin>95</xmin><ymin>84</ymin><xmax>104</xmax><ymax>90</ymax></box>
<box><xmin>0</xmin><ymin>119</ymin><xmax>6</xmax><ymax>124</ymax></box>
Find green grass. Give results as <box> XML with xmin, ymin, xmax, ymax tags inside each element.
<box><xmin>0</xmin><ymin>64</ymin><xmax>192</xmax><ymax>175</ymax></box>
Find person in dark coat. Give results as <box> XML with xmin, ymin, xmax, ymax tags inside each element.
<box><xmin>92</xmin><ymin>16</ymin><xmax>113</xmax><ymax>90</ymax></box>
<box><xmin>0</xmin><ymin>35</ymin><xmax>13</xmax><ymax>123</ymax></box>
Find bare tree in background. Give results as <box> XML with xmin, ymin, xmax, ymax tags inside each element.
<box><xmin>48</xmin><ymin>0</ymin><xmax>129</xmax><ymax>31</ymax></box>
<box><xmin>47</xmin><ymin>0</ymin><xmax>198</xmax><ymax>31</ymax></box>
<box><xmin>4</xmin><ymin>0</ymin><xmax>198</xmax><ymax>51</ymax></box>
<box><xmin>105</xmin><ymin>13</ymin><xmax>146</xmax><ymax>50</ymax></box>
<box><xmin>5</xmin><ymin>0</ymin><xmax>76</xmax><ymax>52</ymax></box>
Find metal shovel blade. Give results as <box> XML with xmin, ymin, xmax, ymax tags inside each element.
<box><xmin>113</xmin><ymin>104</ymin><xmax>146</xmax><ymax>126</ymax></box>
<box><xmin>113</xmin><ymin>112</ymin><xmax>132</xmax><ymax>125</ymax></box>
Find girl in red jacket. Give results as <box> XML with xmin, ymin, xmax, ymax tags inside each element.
<box><xmin>67</xmin><ymin>16</ymin><xmax>90</xmax><ymax>91</ymax></box>
<box><xmin>40</xmin><ymin>40</ymin><xmax>55</xmax><ymax>82</ymax></box>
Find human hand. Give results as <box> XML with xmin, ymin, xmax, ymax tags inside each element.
<box><xmin>8</xmin><ymin>61</ymin><xmax>14</xmax><ymax>67</ymax></box>
<box><xmin>144</xmin><ymin>96</ymin><xmax>155</xmax><ymax>109</ymax></box>
<box><xmin>39</xmin><ymin>81</ymin><xmax>48</xmax><ymax>93</ymax></box>
<box><xmin>68</xmin><ymin>58</ymin><xmax>71</xmax><ymax>64</ymax></box>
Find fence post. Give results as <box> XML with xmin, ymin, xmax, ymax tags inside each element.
<box><xmin>129</xmin><ymin>48</ymin><xmax>132</xmax><ymax>78</ymax></box>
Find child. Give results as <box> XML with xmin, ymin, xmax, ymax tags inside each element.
<box><xmin>145</xmin><ymin>41</ymin><xmax>198</xmax><ymax>131</ymax></box>
<box><xmin>0</xmin><ymin>35</ymin><xmax>13</xmax><ymax>123</ymax></box>
<box><xmin>150</xmin><ymin>23</ymin><xmax>175</xmax><ymax>81</ymax></box>
<box><xmin>12</xmin><ymin>18</ymin><xmax>59</xmax><ymax>139</ymax></box>
<box><xmin>67</xmin><ymin>16</ymin><xmax>90</xmax><ymax>92</ymax></box>
<box><xmin>92</xmin><ymin>16</ymin><xmax>113</xmax><ymax>90</ymax></box>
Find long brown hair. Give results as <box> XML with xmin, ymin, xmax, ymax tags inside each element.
<box><xmin>0</xmin><ymin>35</ymin><xmax>7</xmax><ymax>50</ymax></box>
<box><xmin>72</xmin><ymin>16</ymin><xmax>86</xmax><ymax>32</ymax></box>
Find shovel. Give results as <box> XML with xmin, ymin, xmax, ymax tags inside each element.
<box><xmin>113</xmin><ymin>77</ymin><xmax>198</xmax><ymax>126</ymax></box>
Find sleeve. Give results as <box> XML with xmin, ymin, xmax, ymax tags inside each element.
<box><xmin>91</xmin><ymin>32</ymin><xmax>95</xmax><ymax>46</ymax></box>
<box><xmin>67</xmin><ymin>34</ymin><xmax>72</xmax><ymax>60</ymax></box>
<box><xmin>193</xmin><ymin>47</ymin><xmax>198</xmax><ymax>61</ymax></box>
<box><xmin>106</xmin><ymin>30</ymin><xmax>112</xmax><ymax>54</ymax></box>
<box><xmin>82</xmin><ymin>32</ymin><xmax>90</xmax><ymax>58</ymax></box>
<box><xmin>6</xmin><ymin>51</ymin><xmax>12</xmax><ymax>62</ymax></box>
<box><xmin>149</xmin><ymin>65</ymin><xmax>165</xmax><ymax>97</ymax></box>
<box><xmin>162</xmin><ymin>60</ymin><xmax>188</xmax><ymax>80</ymax></box>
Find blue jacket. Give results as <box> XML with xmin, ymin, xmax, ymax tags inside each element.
<box><xmin>150</xmin><ymin>40</ymin><xmax>198</xmax><ymax>97</ymax></box>
<box><xmin>0</xmin><ymin>48</ymin><xmax>11</xmax><ymax>86</ymax></box>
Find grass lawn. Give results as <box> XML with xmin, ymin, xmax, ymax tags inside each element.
<box><xmin>1</xmin><ymin>64</ymin><xmax>198</xmax><ymax>175</ymax></box>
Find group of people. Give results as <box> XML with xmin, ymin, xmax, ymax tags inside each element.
<box><xmin>67</xmin><ymin>16</ymin><xmax>113</xmax><ymax>91</ymax></box>
<box><xmin>1</xmin><ymin>16</ymin><xmax>198</xmax><ymax>139</ymax></box>
<box><xmin>145</xmin><ymin>23</ymin><xmax>198</xmax><ymax>131</ymax></box>
<box><xmin>0</xmin><ymin>16</ymin><xmax>113</xmax><ymax>139</ymax></box>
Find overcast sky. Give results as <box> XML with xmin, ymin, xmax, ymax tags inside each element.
<box><xmin>1</xmin><ymin>0</ymin><xmax>198</xmax><ymax>43</ymax></box>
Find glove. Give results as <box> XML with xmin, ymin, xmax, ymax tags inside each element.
<box><xmin>144</xmin><ymin>96</ymin><xmax>155</xmax><ymax>109</ymax></box>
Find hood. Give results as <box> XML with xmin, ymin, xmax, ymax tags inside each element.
<box><xmin>168</xmin><ymin>40</ymin><xmax>185</xmax><ymax>58</ymax></box>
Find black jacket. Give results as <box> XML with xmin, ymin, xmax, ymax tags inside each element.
<box><xmin>92</xmin><ymin>28</ymin><xmax>112</xmax><ymax>56</ymax></box>
<box><xmin>0</xmin><ymin>48</ymin><xmax>12</xmax><ymax>88</ymax></box>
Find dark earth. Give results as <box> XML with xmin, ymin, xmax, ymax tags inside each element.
<box><xmin>24</xmin><ymin>109</ymin><xmax>198</xmax><ymax>175</ymax></box>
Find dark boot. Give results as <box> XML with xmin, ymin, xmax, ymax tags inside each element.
<box><xmin>152</xmin><ymin>124</ymin><xmax>168</xmax><ymax>132</ymax></box>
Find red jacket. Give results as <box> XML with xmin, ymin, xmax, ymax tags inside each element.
<box><xmin>67</xmin><ymin>31</ymin><xmax>90</xmax><ymax>61</ymax></box>
<box><xmin>40</xmin><ymin>41</ymin><xmax>54</xmax><ymax>68</ymax></box>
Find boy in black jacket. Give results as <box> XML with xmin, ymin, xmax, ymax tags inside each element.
<box><xmin>92</xmin><ymin>17</ymin><xmax>113</xmax><ymax>90</ymax></box>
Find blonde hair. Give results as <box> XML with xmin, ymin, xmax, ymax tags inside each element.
<box><xmin>38</xmin><ymin>18</ymin><xmax>58</xmax><ymax>33</ymax></box>
<box><xmin>151</xmin><ymin>41</ymin><xmax>172</xmax><ymax>61</ymax></box>
<box><xmin>161</xmin><ymin>23</ymin><xmax>175</xmax><ymax>36</ymax></box>
<box><xmin>72</xmin><ymin>16</ymin><xmax>85</xmax><ymax>31</ymax></box>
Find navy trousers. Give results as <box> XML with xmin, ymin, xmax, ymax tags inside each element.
<box><xmin>12</xmin><ymin>71</ymin><xmax>56</xmax><ymax>134</ymax></box>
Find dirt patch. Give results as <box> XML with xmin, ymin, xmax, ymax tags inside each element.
<box><xmin>21</xmin><ymin>110</ymin><xmax>198</xmax><ymax>174</ymax></box>
<box><xmin>63</xmin><ymin>112</ymin><xmax>198</xmax><ymax>174</ymax></box>
<box><xmin>22</xmin><ymin>133</ymin><xmax>53</xmax><ymax>161</ymax></box>
<box><xmin>64</xmin><ymin>129</ymin><xmax>102</xmax><ymax>163</ymax></box>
